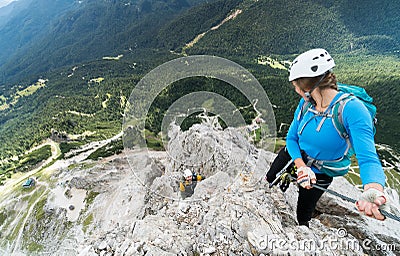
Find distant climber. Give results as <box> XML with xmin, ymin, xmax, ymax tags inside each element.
<box><xmin>179</xmin><ymin>169</ymin><xmax>205</xmax><ymax>199</ymax></box>
<box><xmin>267</xmin><ymin>48</ymin><xmax>389</xmax><ymax>227</ymax></box>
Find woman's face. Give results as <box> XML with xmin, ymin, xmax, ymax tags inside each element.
<box><xmin>292</xmin><ymin>80</ymin><xmax>308</xmax><ymax>100</ymax></box>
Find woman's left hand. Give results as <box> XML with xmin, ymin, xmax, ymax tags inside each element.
<box><xmin>296</xmin><ymin>166</ymin><xmax>316</xmax><ymax>189</ymax></box>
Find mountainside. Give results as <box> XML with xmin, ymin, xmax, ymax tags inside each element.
<box><xmin>330</xmin><ymin>0</ymin><xmax>400</xmax><ymax>42</ymax></box>
<box><xmin>1</xmin><ymin>2</ymin><xmax>399</xmax><ymax>159</ymax></box>
<box><xmin>0</xmin><ymin>0</ymin><xmax>398</xmax><ymax>165</ymax></box>
<box><xmin>0</xmin><ymin>0</ymin><xmax>32</xmax><ymax>29</ymax></box>
<box><xmin>156</xmin><ymin>0</ymin><xmax>243</xmax><ymax>52</ymax></box>
<box><xmin>0</xmin><ymin>0</ymin><xmax>398</xmax><ymax>201</ymax></box>
<box><xmin>0</xmin><ymin>120</ymin><xmax>399</xmax><ymax>255</ymax></box>
<box><xmin>181</xmin><ymin>0</ymin><xmax>400</xmax><ymax>56</ymax></box>
<box><xmin>0</xmin><ymin>0</ymin><xmax>78</xmax><ymax>79</ymax></box>
<box><xmin>0</xmin><ymin>0</ymin><xmax>209</xmax><ymax>84</ymax></box>
<box><xmin>1</xmin><ymin>0</ymin><xmax>400</xmax><ymax>84</ymax></box>
<box><xmin>0</xmin><ymin>1</ymin><xmax>400</xmax><ymax>254</ymax></box>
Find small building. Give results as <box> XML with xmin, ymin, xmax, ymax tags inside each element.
<box><xmin>23</xmin><ymin>177</ymin><xmax>35</xmax><ymax>188</ymax></box>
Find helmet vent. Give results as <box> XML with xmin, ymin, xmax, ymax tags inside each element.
<box><xmin>311</xmin><ymin>65</ymin><xmax>318</xmax><ymax>72</ymax></box>
<box><xmin>312</xmin><ymin>56</ymin><xmax>319</xmax><ymax>60</ymax></box>
<box><xmin>327</xmin><ymin>58</ymin><xmax>332</xmax><ymax>62</ymax></box>
<box><xmin>320</xmin><ymin>54</ymin><xmax>325</xmax><ymax>57</ymax></box>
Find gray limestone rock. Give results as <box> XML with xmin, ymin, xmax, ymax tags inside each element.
<box><xmin>3</xmin><ymin>118</ymin><xmax>399</xmax><ymax>256</ymax></box>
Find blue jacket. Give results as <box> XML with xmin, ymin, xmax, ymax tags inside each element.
<box><xmin>286</xmin><ymin>92</ymin><xmax>385</xmax><ymax>187</ymax></box>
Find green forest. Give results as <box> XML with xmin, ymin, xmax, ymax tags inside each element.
<box><xmin>0</xmin><ymin>0</ymin><xmax>400</xmax><ymax>183</ymax></box>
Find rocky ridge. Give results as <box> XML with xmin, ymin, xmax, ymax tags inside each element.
<box><xmin>1</xmin><ymin>118</ymin><xmax>399</xmax><ymax>256</ymax></box>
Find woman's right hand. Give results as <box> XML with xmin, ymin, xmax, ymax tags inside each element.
<box><xmin>296</xmin><ymin>166</ymin><xmax>316</xmax><ymax>189</ymax></box>
<box><xmin>356</xmin><ymin>186</ymin><xmax>388</xmax><ymax>221</ymax></box>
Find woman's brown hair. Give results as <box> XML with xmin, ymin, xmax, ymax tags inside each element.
<box><xmin>296</xmin><ymin>72</ymin><xmax>337</xmax><ymax>92</ymax></box>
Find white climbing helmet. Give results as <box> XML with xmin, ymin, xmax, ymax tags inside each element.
<box><xmin>183</xmin><ymin>169</ymin><xmax>193</xmax><ymax>179</ymax></box>
<box><xmin>288</xmin><ymin>48</ymin><xmax>335</xmax><ymax>81</ymax></box>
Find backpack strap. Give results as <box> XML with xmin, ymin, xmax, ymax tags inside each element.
<box><xmin>297</xmin><ymin>100</ymin><xmax>332</xmax><ymax>135</ymax></box>
<box><xmin>297</xmin><ymin>95</ymin><xmax>343</xmax><ymax>135</ymax></box>
<box><xmin>332</xmin><ymin>95</ymin><xmax>353</xmax><ymax>138</ymax></box>
<box><xmin>297</xmin><ymin>100</ymin><xmax>312</xmax><ymax>121</ymax></box>
<box><xmin>299</xmin><ymin>108</ymin><xmax>334</xmax><ymax>135</ymax></box>
<box><xmin>296</xmin><ymin>93</ymin><xmax>356</xmax><ymax>175</ymax></box>
<box><xmin>297</xmin><ymin>93</ymin><xmax>354</xmax><ymax>156</ymax></box>
<box><xmin>332</xmin><ymin>93</ymin><xmax>355</xmax><ymax>156</ymax></box>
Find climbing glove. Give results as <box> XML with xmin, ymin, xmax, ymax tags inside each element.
<box><xmin>357</xmin><ymin>188</ymin><xmax>390</xmax><ymax>215</ymax></box>
<box><xmin>296</xmin><ymin>166</ymin><xmax>316</xmax><ymax>189</ymax></box>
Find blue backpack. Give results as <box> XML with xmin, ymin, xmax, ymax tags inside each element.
<box><xmin>298</xmin><ymin>83</ymin><xmax>377</xmax><ymax>176</ymax></box>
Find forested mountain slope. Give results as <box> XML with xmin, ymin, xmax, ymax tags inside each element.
<box><xmin>0</xmin><ymin>0</ymin><xmax>399</xmax><ymax>176</ymax></box>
